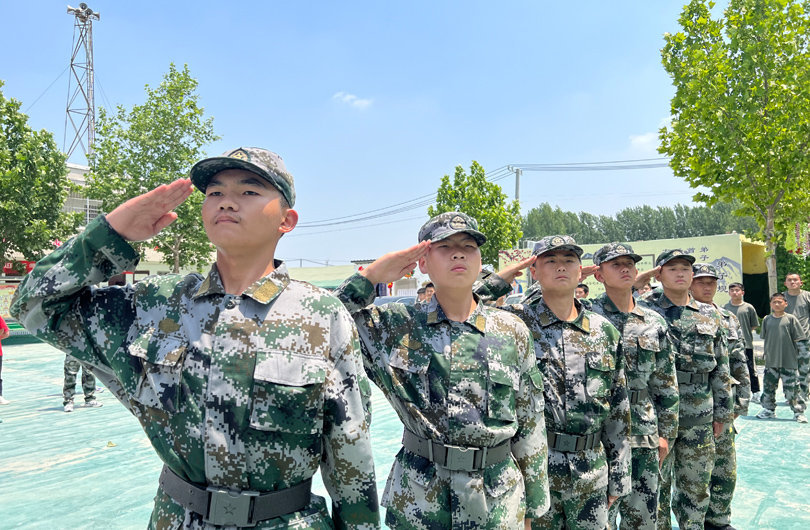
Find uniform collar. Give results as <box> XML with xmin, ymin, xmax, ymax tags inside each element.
<box><xmin>654</xmin><ymin>290</ymin><xmax>700</xmax><ymax>311</ymax></box>
<box><xmin>192</xmin><ymin>260</ymin><xmax>290</xmax><ymax>304</ymax></box>
<box><xmin>597</xmin><ymin>292</ymin><xmax>645</xmax><ymax>318</ymax></box>
<box><xmin>536</xmin><ymin>297</ymin><xmax>592</xmax><ymax>333</ymax></box>
<box><xmin>426</xmin><ymin>294</ymin><xmax>488</xmax><ymax>334</ymax></box>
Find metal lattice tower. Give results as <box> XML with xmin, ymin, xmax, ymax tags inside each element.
<box><xmin>64</xmin><ymin>3</ymin><xmax>100</xmax><ymax>159</ymax></box>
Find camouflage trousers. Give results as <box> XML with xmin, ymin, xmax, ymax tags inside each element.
<box><xmin>761</xmin><ymin>368</ymin><xmax>806</xmax><ymax>413</ymax></box>
<box><xmin>63</xmin><ymin>355</ymin><xmax>96</xmax><ymax>405</ymax></box>
<box><xmin>705</xmin><ymin>424</ymin><xmax>737</xmax><ymax>527</ymax></box>
<box><xmin>799</xmin><ymin>348</ymin><xmax>810</xmax><ymax>403</ymax></box>
<box><xmin>531</xmin><ymin>488</ymin><xmax>607</xmax><ymax>530</ymax></box>
<box><xmin>657</xmin><ymin>423</ymin><xmax>715</xmax><ymax>530</ymax></box>
<box><xmin>608</xmin><ymin>447</ymin><xmax>659</xmax><ymax>530</ymax></box>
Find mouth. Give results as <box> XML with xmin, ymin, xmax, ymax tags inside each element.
<box><xmin>215</xmin><ymin>215</ymin><xmax>239</xmax><ymax>224</ymax></box>
<box><xmin>451</xmin><ymin>266</ymin><xmax>467</xmax><ymax>273</ymax></box>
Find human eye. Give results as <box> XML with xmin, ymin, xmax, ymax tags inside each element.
<box><xmin>206</xmin><ymin>190</ymin><xmax>222</xmax><ymax>197</ymax></box>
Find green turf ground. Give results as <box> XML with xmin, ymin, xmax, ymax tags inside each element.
<box><xmin>1</xmin><ymin>342</ymin><xmax>808</xmax><ymax>529</ymax></box>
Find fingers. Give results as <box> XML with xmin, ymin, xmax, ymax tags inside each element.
<box><xmin>153</xmin><ymin>212</ymin><xmax>179</xmax><ymax>233</ymax></box>
<box><xmin>517</xmin><ymin>255</ymin><xmax>537</xmax><ymax>269</ymax></box>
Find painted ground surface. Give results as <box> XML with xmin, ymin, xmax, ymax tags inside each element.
<box><xmin>1</xmin><ymin>342</ymin><xmax>808</xmax><ymax>529</ymax></box>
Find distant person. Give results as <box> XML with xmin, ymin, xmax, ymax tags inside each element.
<box><xmin>635</xmin><ymin>281</ymin><xmax>652</xmax><ymax>298</ymax></box>
<box><xmin>416</xmin><ymin>287</ymin><xmax>427</xmax><ymax>302</ymax></box>
<box><xmin>756</xmin><ymin>293</ymin><xmax>808</xmax><ymax>423</ymax></box>
<box><xmin>0</xmin><ymin>314</ymin><xmax>9</xmax><ymax>407</ymax></box>
<box><xmin>724</xmin><ymin>282</ymin><xmax>761</xmax><ymax>400</ymax></box>
<box><xmin>783</xmin><ymin>273</ymin><xmax>810</xmax><ymax>402</ymax></box>
<box><xmin>575</xmin><ymin>283</ymin><xmax>589</xmax><ymax>299</ymax></box>
<box><xmin>62</xmin><ymin>355</ymin><xmax>103</xmax><ymax>412</ymax></box>
<box><xmin>424</xmin><ymin>282</ymin><xmax>435</xmax><ymax>301</ymax></box>
<box><xmin>335</xmin><ymin>212</ymin><xmax>550</xmax><ymax>528</ymax></box>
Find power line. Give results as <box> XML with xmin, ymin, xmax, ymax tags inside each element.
<box><xmin>23</xmin><ymin>66</ymin><xmax>70</xmax><ymax>114</ymax></box>
<box><xmin>289</xmin><ymin>215</ymin><xmax>426</xmax><ymax>237</ymax></box>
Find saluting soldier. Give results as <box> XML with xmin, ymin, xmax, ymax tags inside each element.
<box><xmin>637</xmin><ymin>250</ymin><xmax>733</xmax><ymax>530</ymax></box>
<box><xmin>335</xmin><ymin>212</ymin><xmax>550</xmax><ymax>530</ymax></box>
<box><xmin>690</xmin><ymin>263</ymin><xmax>752</xmax><ymax>530</ymax></box>
<box><xmin>11</xmin><ymin>148</ymin><xmax>380</xmax><ymax>530</ymax></box>
<box><xmin>586</xmin><ymin>243</ymin><xmax>679</xmax><ymax>530</ymax></box>
<box><xmin>476</xmin><ymin>235</ymin><xmax>631</xmax><ymax>530</ymax></box>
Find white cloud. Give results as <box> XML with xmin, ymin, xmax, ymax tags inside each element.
<box><xmin>332</xmin><ymin>91</ymin><xmax>373</xmax><ymax>109</ymax></box>
<box><xmin>628</xmin><ymin>131</ymin><xmax>659</xmax><ymax>152</ymax></box>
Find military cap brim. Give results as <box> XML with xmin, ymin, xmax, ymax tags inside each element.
<box><xmin>190</xmin><ymin>157</ymin><xmax>295</xmax><ymax>206</ymax></box>
<box><xmin>534</xmin><ymin>244</ymin><xmax>584</xmax><ymax>258</ymax></box>
<box><xmin>428</xmin><ymin>228</ymin><xmax>487</xmax><ymax>247</ymax></box>
<box><xmin>657</xmin><ymin>253</ymin><xmax>696</xmax><ymax>267</ymax></box>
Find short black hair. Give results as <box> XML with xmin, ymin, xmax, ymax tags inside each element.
<box><xmin>577</xmin><ymin>283</ymin><xmax>589</xmax><ymax>294</ymax></box>
<box><xmin>771</xmin><ymin>292</ymin><xmax>787</xmax><ymax>302</ymax></box>
<box><xmin>786</xmin><ymin>272</ymin><xmax>802</xmax><ymax>279</ymax></box>
<box><xmin>425</xmin><ymin>282</ymin><xmax>434</xmax><ymax>289</ymax></box>
<box><xmin>729</xmin><ymin>282</ymin><xmax>744</xmax><ymax>291</ymax></box>
<box><xmin>417</xmin><ymin>287</ymin><xmax>426</xmax><ymax>294</ymax></box>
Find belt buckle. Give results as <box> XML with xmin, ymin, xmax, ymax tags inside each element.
<box><xmin>444</xmin><ymin>444</ymin><xmax>478</xmax><ymax>471</ymax></box>
<box><xmin>205</xmin><ymin>486</ymin><xmax>259</xmax><ymax>527</ymax></box>
<box><xmin>555</xmin><ymin>434</ymin><xmax>578</xmax><ymax>452</ymax></box>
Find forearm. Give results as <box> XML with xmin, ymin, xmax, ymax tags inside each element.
<box><xmin>473</xmin><ymin>273</ymin><xmax>512</xmax><ymax>302</ymax></box>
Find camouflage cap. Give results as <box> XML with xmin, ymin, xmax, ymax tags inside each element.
<box><xmin>531</xmin><ymin>235</ymin><xmax>583</xmax><ymax>258</ymax></box>
<box><xmin>592</xmin><ymin>242</ymin><xmax>642</xmax><ymax>266</ymax></box>
<box><xmin>189</xmin><ymin>147</ymin><xmax>296</xmax><ymax>207</ymax></box>
<box><xmin>655</xmin><ymin>248</ymin><xmax>696</xmax><ymax>268</ymax></box>
<box><xmin>418</xmin><ymin>212</ymin><xmax>487</xmax><ymax>246</ymax></box>
<box><xmin>692</xmin><ymin>262</ymin><xmax>720</xmax><ymax>279</ymax></box>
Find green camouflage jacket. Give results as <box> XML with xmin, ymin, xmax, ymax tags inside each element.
<box><xmin>10</xmin><ymin>216</ymin><xmax>379</xmax><ymax>530</ymax></box>
<box><xmin>475</xmin><ymin>276</ymin><xmax>632</xmax><ymax>498</ymax></box>
<box><xmin>584</xmin><ymin>293</ymin><xmax>679</xmax><ymax>445</ymax></box>
<box><xmin>714</xmin><ymin>303</ymin><xmax>752</xmax><ymax>417</ymax></box>
<box><xmin>638</xmin><ymin>289</ymin><xmax>733</xmax><ymax>428</ymax></box>
<box><xmin>335</xmin><ymin>273</ymin><xmax>549</xmax><ymax>529</ymax></box>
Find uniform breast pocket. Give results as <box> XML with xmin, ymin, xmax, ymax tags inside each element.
<box><xmin>249</xmin><ymin>351</ymin><xmax>328</xmax><ymax>435</ymax></box>
<box><xmin>388</xmin><ymin>346</ymin><xmax>431</xmax><ymax>408</ymax></box>
<box><xmin>127</xmin><ymin>332</ymin><xmax>187</xmax><ymax>413</ymax></box>
<box><xmin>487</xmin><ymin>360</ymin><xmax>520</xmax><ymax>423</ymax></box>
<box><xmin>585</xmin><ymin>353</ymin><xmax>615</xmax><ymax>399</ymax></box>
<box><xmin>635</xmin><ymin>333</ymin><xmax>660</xmax><ymax>373</ymax></box>
<box><xmin>683</xmin><ymin>323</ymin><xmax>718</xmax><ymax>373</ymax></box>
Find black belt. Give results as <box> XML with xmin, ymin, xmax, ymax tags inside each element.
<box><xmin>402</xmin><ymin>430</ymin><xmax>512</xmax><ymax>471</ymax></box>
<box><xmin>159</xmin><ymin>465</ymin><xmax>311</xmax><ymax>527</ymax></box>
<box><xmin>677</xmin><ymin>370</ymin><xmax>710</xmax><ymax>384</ymax></box>
<box><xmin>548</xmin><ymin>430</ymin><xmax>602</xmax><ymax>452</ymax></box>
<box><xmin>629</xmin><ymin>388</ymin><xmax>650</xmax><ymax>404</ymax></box>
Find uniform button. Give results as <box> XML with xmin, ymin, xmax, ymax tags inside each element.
<box><xmin>225</xmin><ymin>300</ymin><xmax>236</xmax><ymax>309</ymax></box>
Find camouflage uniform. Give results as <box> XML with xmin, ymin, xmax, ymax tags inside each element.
<box><xmin>11</xmin><ymin>154</ymin><xmax>379</xmax><ymax>529</ymax></box>
<box><xmin>783</xmin><ymin>289</ymin><xmax>810</xmax><ymax>403</ymax></box>
<box><xmin>586</xmin><ymin>241</ymin><xmax>680</xmax><ymax>530</ymax></box>
<box><xmin>637</xmin><ymin>251</ymin><xmax>733</xmax><ymax>530</ymax></box>
<box><xmin>478</xmin><ymin>236</ymin><xmax>631</xmax><ymax>530</ymax></box>
<box><xmin>706</xmin><ymin>298</ymin><xmax>751</xmax><ymax>529</ymax></box>
<box><xmin>63</xmin><ymin>354</ymin><xmax>98</xmax><ymax>405</ymax></box>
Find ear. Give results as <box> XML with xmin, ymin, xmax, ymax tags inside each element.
<box><xmin>594</xmin><ymin>268</ymin><xmax>605</xmax><ymax>285</ymax></box>
<box><xmin>530</xmin><ymin>264</ymin><xmax>539</xmax><ymax>281</ymax></box>
<box><xmin>418</xmin><ymin>255</ymin><xmax>428</xmax><ymax>274</ymax></box>
<box><xmin>279</xmin><ymin>208</ymin><xmax>299</xmax><ymax>234</ymax></box>
<box><xmin>655</xmin><ymin>270</ymin><xmax>662</xmax><ymax>282</ymax></box>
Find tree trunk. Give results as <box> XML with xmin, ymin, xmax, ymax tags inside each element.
<box><xmin>765</xmin><ymin>207</ymin><xmax>778</xmax><ymax>295</ymax></box>
<box><xmin>172</xmin><ymin>237</ymin><xmax>182</xmax><ymax>274</ymax></box>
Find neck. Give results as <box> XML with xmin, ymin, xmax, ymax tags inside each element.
<box><xmin>663</xmin><ymin>287</ymin><xmax>690</xmax><ymax>306</ymax></box>
<box><xmin>215</xmin><ymin>246</ymin><xmax>278</xmax><ymax>295</ymax></box>
<box><xmin>773</xmin><ymin>310</ymin><xmax>785</xmax><ymax>317</ymax></box>
<box><xmin>730</xmin><ymin>298</ymin><xmax>743</xmax><ymax>306</ymax></box>
<box><xmin>604</xmin><ymin>285</ymin><xmax>634</xmax><ymax>313</ymax></box>
<box><xmin>542</xmin><ymin>289</ymin><xmax>578</xmax><ymax>321</ymax></box>
<box><xmin>788</xmin><ymin>288</ymin><xmax>802</xmax><ymax>296</ymax></box>
<box><xmin>435</xmin><ymin>287</ymin><xmax>477</xmax><ymax>322</ymax></box>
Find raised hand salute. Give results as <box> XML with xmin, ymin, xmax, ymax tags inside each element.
<box><xmin>105</xmin><ymin>178</ymin><xmax>195</xmax><ymax>241</ymax></box>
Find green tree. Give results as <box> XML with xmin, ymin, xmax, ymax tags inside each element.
<box><xmin>428</xmin><ymin>161</ymin><xmax>522</xmax><ymax>267</ymax></box>
<box><xmin>660</xmin><ymin>0</ymin><xmax>810</xmax><ymax>294</ymax></box>
<box><xmin>0</xmin><ymin>80</ymin><xmax>81</xmax><ymax>271</ymax></box>
<box><xmin>88</xmin><ymin>64</ymin><xmax>219</xmax><ymax>273</ymax></box>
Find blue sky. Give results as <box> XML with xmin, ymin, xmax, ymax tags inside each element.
<box><xmin>2</xmin><ymin>1</ymin><xmax>710</xmax><ymax>265</ymax></box>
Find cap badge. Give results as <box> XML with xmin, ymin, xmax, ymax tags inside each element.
<box><xmin>700</xmin><ymin>265</ymin><xmax>709</xmax><ymax>272</ymax></box>
<box><xmin>672</xmin><ymin>250</ymin><xmax>682</xmax><ymax>256</ymax></box>
<box><xmin>616</xmin><ymin>245</ymin><xmax>627</xmax><ymax>253</ymax></box>
<box><xmin>229</xmin><ymin>149</ymin><xmax>249</xmax><ymax>161</ymax></box>
<box><xmin>450</xmin><ymin>216</ymin><xmax>467</xmax><ymax>229</ymax></box>
<box><xmin>551</xmin><ymin>236</ymin><xmax>564</xmax><ymax>246</ymax></box>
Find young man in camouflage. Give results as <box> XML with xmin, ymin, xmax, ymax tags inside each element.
<box><xmin>637</xmin><ymin>250</ymin><xmax>733</xmax><ymax>530</ymax></box>
<box><xmin>689</xmin><ymin>263</ymin><xmax>752</xmax><ymax>530</ymax></box>
<box><xmin>586</xmin><ymin>243</ymin><xmax>679</xmax><ymax>530</ymax></box>
<box><xmin>11</xmin><ymin>147</ymin><xmax>380</xmax><ymax>530</ymax></box>
<box><xmin>335</xmin><ymin>212</ymin><xmax>549</xmax><ymax>530</ymax></box>
<box><xmin>477</xmin><ymin>235</ymin><xmax>631</xmax><ymax>530</ymax></box>
<box><xmin>62</xmin><ymin>354</ymin><xmax>103</xmax><ymax>412</ymax></box>
<box><xmin>783</xmin><ymin>273</ymin><xmax>810</xmax><ymax>403</ymax></box>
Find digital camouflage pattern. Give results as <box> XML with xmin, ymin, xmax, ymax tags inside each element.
<box><xmin>62</xmin><ymin>355</ymin><xmax>98</xmax><ymax>405</ymax></box>
<box><xmin>638</xmin><ymin>289</ymin><xmax>732</xmax><ymax>530</ymax></box>
<box><xmin>475</xmin><ymin>274</ymin><xmax>631</xmax><ymax>530</ymax></box>
<box><xmin>530</xmin><ymin>235</ymin><xmax>583</xmax><ymax>257</ymax></box>
<box><xmin>705</xmin><ymin>425</ymin><xmax>737</xmax><ymax>528</ymax></box>
<box><xmin>799</xmin><ymin>340</ymin><xmax>810</xmax><ymax>403</ymax></box>
<box><xmin>591</xmin><ymin>243</ymin><xmax>642</xmax><ymax>266</ymax></box>
<box><xmin>607</xmin><ymin>447</ymin><xmax>659</xmax><ymax>530</ymax></box>
<box><xmin>715</xmin><ymin>305</ymin><xmax>752</xmax><ymax>416</ymax></box>
<box><xmin>10</xmin><ymin>215</ymin><xmax>379</xmax><ymax>530</ymax></box>
<box><xmin>417</xmin><ymin>211</ymin><xmax>486</xmax><ymax>246</ymax></box>
<box><xmin>533</xmin><ymin>489</ymin><xmax>608</xmax><ymax>530</ymax></box>
<box><xmin>654</xmin><ymin>249</ymin><xmax>695</xmax><ymax>268</ymax></box>
<box><xmin>761</xmin><ymin>367</ymin><xmax>806</xmax><ymax>413</ymax></box>
<box><xmin>335</xmin><ymin>273</ymin><xmax>549</xmax><ymax>530</ymax></box>
<box><xmin>583</xmin><ymin>293</ymin><xmax>679</xmax><ymax>530</ymax></box>
<box><xmin>190</xmin><ymin>147</ymin><xmax>296</xmax><ymax>206</ymax></box>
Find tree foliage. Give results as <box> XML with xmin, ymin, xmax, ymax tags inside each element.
<box><xmin>428</xmin><ymin>161</ymin><xmax>522</xmax><ymax>267</ymax></box>
<box><xmin>522</xmin><ymin>200</ymin><xmax>758</xmax><ymax>244</ymax></box>
<box><xmin>0</xmin><ymin>80</ymin><xmax>82</xmax><ymax>270</ymax></box>
<box><xmin>660</xmin><ymin>0</ymin><xmax>810</xmax><ymax>293</ymax></box>
<box><xmin>88</xmin><ymin>64</ymin><xmax>219</xmax><ymax>273</ymax></box>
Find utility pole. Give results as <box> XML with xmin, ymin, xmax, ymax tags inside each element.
<box><xmin>64</xmin><ymin>3</ymin><xmax>100</xmax><ymax>159</ymax></box>
<box><xmin>508</xmin><ymin>166</ymin><xmax>522</xmax><ymax>204</ymax></box>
